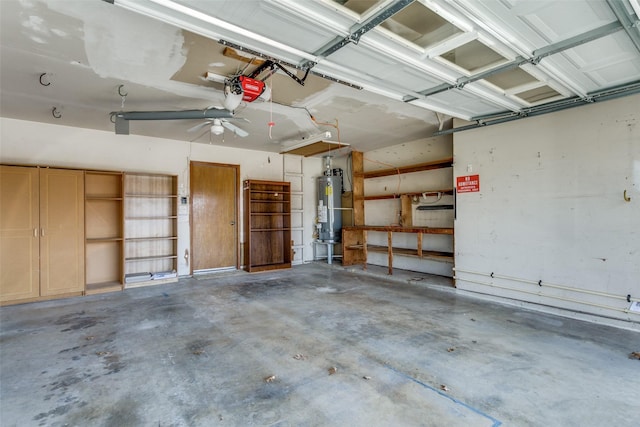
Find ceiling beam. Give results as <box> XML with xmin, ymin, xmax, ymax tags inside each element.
<box><xmin>433</xmin><ymin>80</ymin><xmax>640</xmax><ymax>136</ymax></box>
<box><xmin>302</xmin><ymin>0</ymin><xmax>413</xmax><ymax>66</ymax></box>
<box><xmin>406</xmin><ymin>21</ymin><xmax>624</xmax><ymax>103</ymax></box>
<box><xmin>532</xmin><ymin>20</ymin><xmax>624</xmax><ymax>59</ymax></box>
<box><xmin>606</xmin><ymin>0</ymin><xmax>640</xmax><ymax>53</ymax></box>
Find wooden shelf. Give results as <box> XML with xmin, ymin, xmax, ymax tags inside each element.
<box><xmin>124</xmin><ymin>276</ymin><xmax>178</xmax><ymax>289</ymax></box>
<box><xmin>87</xmin><ymin>237</ymin><xmax>123</xmax><ymax>242</ymax></box>
<box><xmin>416</xmin><ymin>204</ymin><xmax>454</xmax><ymax>211</ymax></box>
<box><xmin>365</xmin><ymin>189</ymin><xmax>454</xmax><ymax>201</ymax></box>
<box><xmin>124</xmin><ymin>173</ymin><xmax>178</xmax><ymax>282</ymax></box>
<box><xmin>85</xmin><ymin>171</ymin><xmax>124</xmax><ymax>292</ymax></box>
<box><xmin>126</xmin><ymin>216</ymin><xmax>178</xmax><ymax>220</ymax></box>
<box><xmin>126</xmin><ymin>236</ymin><xmax>177</xmax><ymax>241</ymax></box>
<box><xmin>342</xmin><ymin>226</ymin><xmax>453</xmax><ymax>275</ymax></box>
<box><xmin>126</xmin><ymin>255</ymin><xmax>178</xmax><ymax>262</ymax></box>
<box><xmin>244</xmin><ymin>180</ymin><xmax>292</xmax><ymax>273</ymax></box>
<box><xmin>125</xmin><ymin>194</ymin><xmax>178</xmax><ymax>198</ymax></box>
<box><xmin>344</xmin><ymin>226</ymin><xmax>453</xmax><ymax>234</ymax></box>
<box><xmin>86</xmin><ymin>196</ymin><xmax>123</xmax><ymax>201</ymax></box>
<box><xmin>360</xmin><ymin>157</ymin><xmax>453</xmax><ymax>179</ymax></box>
<box><xmin>367</xmin><ymin>245</ymin><xmax>453</xmax><ymax>261</ymax></box>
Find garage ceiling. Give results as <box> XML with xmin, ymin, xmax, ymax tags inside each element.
<box><xmin>1</xmin><ymin>0</ymin><xmax>639</xmax><ymax>154</ymax></box>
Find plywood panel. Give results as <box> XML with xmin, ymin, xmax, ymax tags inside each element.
<box><xmin>0</xmin><ymin>166</ymin><xmax>40</xmax><ymax>301</ymax></box>
<box><xmin>40</xmin><ymin>168</ymin><xmax>85</xmax><ymax>296</ymax></box>
<box><xmin>86</xmin><ymin>199</ymin><xmax>123</xmax><ymax>239</ymax></box>
<box><xmin>85</xmin><ymin>241</ymin><xmax>121</xmax><ymax>284</ymax></box>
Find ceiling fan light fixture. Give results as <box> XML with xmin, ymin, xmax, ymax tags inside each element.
<box><xmin>211</xmin><ymin>119</ymin><xmax>224</xmax><ymax>135</ymax></box>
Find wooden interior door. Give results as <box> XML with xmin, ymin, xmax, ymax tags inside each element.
<box><xmin>39</xmin><ymin>168</ymin><xmax>85</xmax><ymax>296</ymax></box>
<box><xmin>190</xmin><ymin>162</ymin><xmax>239</xmax><ymax>272</ymax></box>
<box><xmin>0</xmin><ymin>166</ymin><xmax>40</xmax><ymax>302</ymax></box>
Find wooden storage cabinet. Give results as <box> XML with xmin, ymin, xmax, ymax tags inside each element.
<box><xmin>124</xmin><ymin>173</ymin><xmax>178</xmax><ymax>286</ymax></box>
<box><xmin>85</xmin><ymin>171</ymin><xmax>124</xmax><ymax>294</ymax></box>
<box><xmin>244</xmin><ymin>180</ymin><xmax>291</xmax><ymax>272</ymax></box>
<box><xmin>1</xmin><ymin>166</ymin><xmax>85</xmax><ymax>304</ymax></box>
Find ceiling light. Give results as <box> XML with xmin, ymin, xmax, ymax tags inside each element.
<box><xmin>211</xmin><ymin>119</ymin><xmax>224</xmax><ymax>135</ymax></box>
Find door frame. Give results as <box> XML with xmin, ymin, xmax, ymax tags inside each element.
<box><xmin>189</xmin><ymin>161</ymin><xmax>240</xmax><ymax>274</ymax></box>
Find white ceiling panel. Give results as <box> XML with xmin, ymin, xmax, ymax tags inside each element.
<box><xmin>516</xmin><ymin>1</ymin><xmax>616</xmax><ymax>43</ymax></box>
<box><xmin>428</xmin><ymin>88</ymin><xmax>509</xmax><ymax>118</ymax></box>
<box><xmin>1</xmin><ymin>0</ymin><xmax>639</xmax><ymax>148</ymax></box>
<box><xmin>560</xmin><ymin>31</ymin><xmax>640</xmax><ymax>87</ymax></box>
<box><xmin>329</xmin><ymin>44</ymin><xmax>443</xmax><ymax>93</ymax></box>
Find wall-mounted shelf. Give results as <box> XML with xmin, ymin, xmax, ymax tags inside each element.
<box><xmin>364</xmin><ymin>189</ymin><xmax>454</xmax><ymax>201</ymax></box>
<box><xmin>342</xmin><ymin>226</ymin><xmax>454</xmax><ymax>275</ymax></box>
<box><xmin>349</xmin><ymin>153</ymin><xmax>455</xmax><ymax>277</ymax></box>
<box><xmin>360</xmin><ymin>157</ymin><xmax>453</xmax><ymax>179</ymax></box>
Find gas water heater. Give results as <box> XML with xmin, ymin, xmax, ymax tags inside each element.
<box><xmin>317</xmin><ymin>157</ymin><xmax>342</xmax><ymax>243</ymax></box>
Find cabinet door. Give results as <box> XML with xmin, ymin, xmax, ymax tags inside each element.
<box><xmin>0</xmin><ymin>166</ymin><xmax>40</xmax><ymax>302</ymax></box>
<box><xmin>39</xmin><ymin>169</ymin><xmax>85</xmax><ymax>296</ymax></box>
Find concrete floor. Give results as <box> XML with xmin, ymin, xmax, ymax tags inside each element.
<box><xmin>1</xmin><ymin>263</ymin><xmax>638</xmax><ymax>427</ymax></box>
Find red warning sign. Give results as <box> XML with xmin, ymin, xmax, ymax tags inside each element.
<box><xmin>456</xmin><ymin>174</ymin><xmax>480</xmax><ymax>193</ymax></box>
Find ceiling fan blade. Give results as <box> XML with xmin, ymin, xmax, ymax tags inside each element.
<box><xmin>190</xmin><ymin>127</ymin><xmax>211</xmax><ymax>142</ymax></box>
<box><xmin>187</xmin><ymin>120</ymin><xmax>212</xmax><ymax>133</ymax></box>
<box><xmin>222</xmin><ymin>121</ymin><xmax>248</xmax><ymax>137</ymax></box>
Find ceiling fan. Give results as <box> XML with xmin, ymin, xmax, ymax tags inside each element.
<box><xmin>187</xmin><ymin>116</ymin><xmax>249</xmax><ymax>139</ymax></box>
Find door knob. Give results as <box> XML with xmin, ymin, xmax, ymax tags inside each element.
<box><xmin>230</xmin><ymin>221</ymin><xmax>236</xmax><ymax>226</ymax></box>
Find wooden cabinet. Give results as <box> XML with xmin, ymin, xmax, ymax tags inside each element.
<box><xmin>124</xmin><ymin>173</ymin><xmax>178</xmax><ymax>287</ymax></box>
<box><xmin>244</xmin><ymin>180</ymin><xmax>291</xmax><ymax>272</ymax></box>
<box><xmin>1</xmin><ymin>166</ymin><xmax>85</xmax><ymax>304</ymax></box>
<box><xmin>85</xmin><ymin>171</ymin><xmax>124</xmax><ymax>295</ymax></box>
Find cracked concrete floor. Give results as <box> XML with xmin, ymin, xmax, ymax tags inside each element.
<box><xmin>1</xmin><ymin>263</ymin><xmax>638</xmax><ymax>426</ymax></box>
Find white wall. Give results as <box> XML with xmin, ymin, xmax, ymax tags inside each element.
<box><xmin>453</xmin><ymin>94</ymin><xmax>640</xmax><ymax>326</ymax></box>
<box><xmin>363</xmin><ymin>135</ymin><xmax>454</xmax><ymax>276</ymax></box>
<box><xmin>0</xmin><ymin>118</ymin><xmax>323</xmax><ymax>275</ymax></box>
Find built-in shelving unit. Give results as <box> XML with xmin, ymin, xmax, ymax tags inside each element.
<box><xmin>244</xmin><ymin>180</ymin><xmax>292</xmax><ymax>272</ymax></box>
<box><xmin>124</xmin><ymin>173</ymin><xmax>178</xmax><ymax>287</ymax></box>
<box><xmin>342</xmin><ymin>226</ymin><xmax>454</xmax><ymax>275</ymax></box>
<box><xmin>85</xmin><ymin>171</ymin><xmax>124</xmax><ymax>295</ymax></box>
<box><xmin>345</xmin><ymin>156</ymin><xmax>454</xmax><ymax>276</ymax></box>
